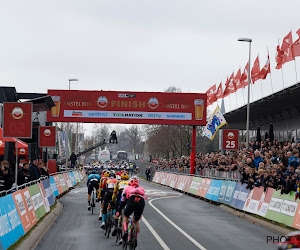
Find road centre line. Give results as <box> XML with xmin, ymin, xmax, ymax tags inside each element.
<box><xmin>142</xmin><ymin>216</ymin><xmax>170</xmax><ymax>250</ymax></box>
<box><xmin>148</xmin><ymin>196</ymin><xmax>207</xmax><ymax>250</ymax></box>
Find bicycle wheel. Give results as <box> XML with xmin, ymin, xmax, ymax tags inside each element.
<box><xmin>91</xmin><ymin>191</ymin><xmax>94</xmax><ymax>214</ymax></box>
<box><xmin>128</xmin><ymin>226</ymin><xmax>135</xmax><ymax>250</ymax></box>
<box><xmin>107</xmin><ymin>210</ymin><xmax>113</xmax><ymax>238</ymax></box>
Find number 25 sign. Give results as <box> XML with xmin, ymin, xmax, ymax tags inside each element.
<box><xmin>221</xmin><ymin>129</ymin><xmax>239</xmax><ymax>150</ymax></box>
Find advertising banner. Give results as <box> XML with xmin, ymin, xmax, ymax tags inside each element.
<box><xmin>161</xmin><ymin>172</ymin><xmax>168</xmax><ymax>185</ymax></box>
<box><xmin>205</xmin><ymin>180</ymin><xmax>223</xmax><ymax>201</ymax></box>
<box><xmin>188</xmin><ymin>177</ymin><xmax>202</xmax><ymax>195</ymax></box>
<box><xmin>257</xmin><ymin>188</ymin><xmax>274</xmax><ymax>217</ymax></box>
<box><xmin>58</xmin><ymin>174</ymin><xmax>68</xmax><ymax>192</ymax></box>
<box><xmin>53</xmin><ymin>175</ymin><xmax>64</xmax><ymax>194</ymax></box>
<box><xmin>69</xmin><ymin>172</ymin><xmax>77</xmax><ymax>186</ymax></box>
<box><xmin>63</xmin><ymin>173</ymin><xmax>73</xmax><ymax>188</ymax></box>
<box><xmin>28</xmin><ymin>184</ymin><xmax>46</xmax><ymax>221</ymax></box>
<box><xmin>165</xmin><ymin>173</ymin><xmax>174</xmax><ymax>186</ymax></box>
<box><xmin>265</xmin><ymin>191</ymin><xmax>299</xmax><ymax>227</ymax></box>
<box><xmin>11</xmin><ymin>189</ymin><xmax>37</xmax><ymax>233</ymax></box>
<box><xmin>47</xmin><ymin>90</ymin><xmax>207</xmax><ymax>126</ymax></box>
<box><xmin>170</xmin><ymin>174</ymin><xmax>179</xmax><ymax>188</ymax></box>
<box><xmin>3</xmin><ymin>102</ymin><xmax>32</xmax><ymax>138</ymax></box>
<box><xmin>43</xmin><ymin>179</ymin><xmax>55</xmax><ymax>206</ymax></box>
<box><xmin>184</xmin><ymin>176</ymin><xmax>194</xmax><ymax>193</ymax></box>
<box><xmin>38</xmin><ymin>182</ymin><xmax>50</xmax><ymax>213</ymax></box>
<box><xmin>217</xmin><ymin>181</ymin><xmax>228</xmax><ymax>203</ymax></box>
<box><xmin>196</xmin><ymin>178</ymin><xmax>207</xmax><ymax>196</ymax></box>
<box><xmin>57</xmin><ymin>131</ymin><xmax>70</xmax><ymax>158</ymax></box>
<box><xmin>0</xmin><ymin>194</ymin><xmax>25</xmax><ymax>250</ymax></box>
<box><xmin>199</xmin><ymin>179</ymin><xmax>212</xmax><ymax>198</ymax></box>
<box><xmin>243</xmin><ymin>187</ymin><xmax>264</xmax><ymax>213</ymax></box>
<box><xmin>230</xmin><ymin>183</ymin><xmax>250</xmax><ymax>210</ymax></box>
<box><xmin>50</xmin><ymin>176</ymin><xmax>59</xmax><ymax>197</ymax></box>
<box><xmin>73</xmin><ymin>171</ymin><xmax>80</xmax><ymax>183</ymax></box>
<box><xmin>39</xmin><ymin>126</ymin><xmax>56</xmax><ymax>147</ymax></box>
<box><xmin>223</xmin><ymin>181</ymin><xmax>236</xmax><ymax>205</ymax></box>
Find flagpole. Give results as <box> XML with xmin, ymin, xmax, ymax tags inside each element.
<box><xmin>267</xmin><ymin>46</ymin><xmax>274</xmax><ymax>94</ymax></box>
<box><xmin>260</xmin><ymin>79</ymin><xmax>263</xmax><ymax>99</ymax></box>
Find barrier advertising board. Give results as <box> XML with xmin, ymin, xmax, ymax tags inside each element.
<box><xmin>257</xmin><ymin>187</ymin><xmax>274</xmax><ymax>217</ymax></box>
<box><xmin>223</xmin><ymin>181</ymin><xmax>236</xmax><ymax>205</ymax></box>
<box><xmin>69</xmin><ymin>172</ymin><xmax>77</xmax><ymax>186</ymax></box>
<box><xmin>50</xmin><ymin>176</ymin><xmax>59</xmax><ymax>197</ymax></box>
<box><xmin>230</xmin><ymin>183</ymin><xmax>250</xmax><ymax>210</ymax></box>
<box><xmin>38</xmin><ymin>182</ymin><xmax>50</xmax><ymax>213</ymax></box>
<box><xmin>43</xmin><ymin>179</ymin><xmax>55</xmax><ymax>206</ymax></box>
<box><xmin>28</xmin><ymin>184</ymin><xmax>46</xmax><ymax>220</ymax></box>
<box><xmin>0</xmin><ymin>194</ymin><xmax>25</xmax><ymax>250</ymax></box>
<box><xmin>205</xmin><ymin>180</ymin><xmax>223</xmax><ymax>201</ymax></box>
<box><xmin>265</xmin><ymin>191</ymin><xmax>299</xmax><ymax>227</ymax></box>
<box><xmin>188</xmin><ymin>177</ymin><xmax>202</xmax><ymax>195</ymax></box>
<box><xmin>47</xmin><ymin>90</ymin><xmax>207</xmax><ymax>126</ymax></box>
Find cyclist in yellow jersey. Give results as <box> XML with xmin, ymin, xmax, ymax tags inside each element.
<box><xmin>112</xmin><ymin>173</ymin><xmax>129</xmax><ymax>237</ymax></box>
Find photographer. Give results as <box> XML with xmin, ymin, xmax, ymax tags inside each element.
<box><xmin>0</xmin><ymin>161</ymin><xmax>15</xmax><ymax>192</ymax></box>
<box><xmin>17</xmin><ymin>162</ymin><xmax>31</xmax><ymax>185</ymax></box>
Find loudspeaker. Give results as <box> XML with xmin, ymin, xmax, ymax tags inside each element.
<box><xmin>42</xmin><ymin>151</ymin><xmax>48</xmax><ymax>163</ymax></box>
<box><xmin>4</xmin><ymin>141</ymin><xmax>15</xmax><ymax>166</ymax></box>
<box><xmin>28</xmin><ymin>143</ymin><xmax>38</xmax><ymax>162</ymax></box>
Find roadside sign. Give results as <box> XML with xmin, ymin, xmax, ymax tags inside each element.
<box><xmin>220</xmin><ymin>129</ymin><xmax>239</xmax><ymax>150</ymax></box>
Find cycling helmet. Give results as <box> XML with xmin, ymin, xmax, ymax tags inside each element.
<box><xmin>121</xmin><ymin>173</ymin><xmax>129</xmax><ymax>180</ymax></box>
<box><xmin>129</xmin><ymin>177</ymin><xmax>139</xmax><ymax>187</ymax></box>
<box><xmin>104</xmin><ymin>171</ymin><xmax>110</xmax><ymax>177</ymax></box>
<box><xmin>91</xmin><ymin>170</ymin><xmax>97</xmax><ymax>174</ymax></box>
<box><xmin>110</xmin><ymin>170</ymin><xmax>116</xmax><ymax>174</ymax></box>
<box><xmin>109</xmin><ymin>173</ymin><xmax>116</xmax><ymax>178</ymax></box>
<box><xmin>116</xmin><ymin>175</ymin><xmax>121</xmax><ymax>180</ymax></box>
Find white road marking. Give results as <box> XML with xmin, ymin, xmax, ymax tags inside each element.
<box><xmin>149</xmin><ymin>196</ymin><xmax>207</xmax><ymax>250</ymax></box>
<box><xmin>142</xmin><ymin>216</ymin><xmax>170</xmax><ymax>250</ymax></box>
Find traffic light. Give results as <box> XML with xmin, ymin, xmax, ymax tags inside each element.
<box><xmin>109</xmin><ymin>130</ymin><xmax>118</xmax><ymax>144</ymax></box>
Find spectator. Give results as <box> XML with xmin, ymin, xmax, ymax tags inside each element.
<box><xmin>30</xmin><ymin>160</ymin><xmax>40</xmax><ymax>180</ymax></box>
<box><xmin>38</xmin><ymin>162</ymin><xmax>49</xmax><ymax>177</ymax></box>
<box><xmin>70</xmin><ymin>152</ymin><xmax>77</xmax><ymax>168</ymax></box>
<box><xmin>288</xmin><ymin>149</ymin><xmax>300</xmax><ymax>169</ymax></box>
<box><xmin>17</xmin><ymin>162</ymin><xmax>31</xmax><ymax>185</ymax></box>
<box><xmin>253</xmin><ymin>150</ymin><xmax>264</xmax><ymax>169</ymax></box>
<box><xmin>0</xmin><ymin>161</ymin><xmax>15</xmax><ymax>192</ymax></box>
<box><xmin>145</xmin><ymin>166</ymin><xmax>152</xmax><ymax>181</ymax></box>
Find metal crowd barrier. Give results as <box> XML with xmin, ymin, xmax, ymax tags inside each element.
<box><xmin>0</xmin><ymin>169</ymin><xmax>79</xmax><ymax>197</ymax></box>
<box><xmin>156</xmin><ymin>167</ymin><xmax>241</xmax><ymax>181</ymax></box>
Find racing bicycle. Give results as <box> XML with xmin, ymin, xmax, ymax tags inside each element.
<box><xmin>105</xmin><ymin>203</ymin><xmax>114</xmax><ymax>238</ymax></box>
<box><xmin>122</xmin><ymin>216</ymin><xmax>137</xmax><ymax>250</ymax></box>
<box><xmin>90</xmin><ymin>189</ymin><xmax>96</xmax><ymax>214</ymax></box>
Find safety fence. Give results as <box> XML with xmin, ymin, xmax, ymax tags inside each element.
<box><xmin>153</xmin><ymin>171</ymin><xmax>300</xmax><ymax>231</ymax></box>
<box><xmin>157</xmin><ymin>167</ymin><xmax>241</xmax><ymax>181</ymax></box>
<box><xmin>0</xmin><ymin>169</ymin><xmax>86</xmax><ymax>250</ymax></box>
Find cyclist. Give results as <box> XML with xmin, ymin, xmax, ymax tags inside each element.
<box><xmin>101</xmin><ymin>172</ymin><xmax>118</xmax><ymax>229</ymax></box>
<box><xmin>119</xmin><ymin>176</ymin><xmax>146</xmax><ymax>245</ymax></box>
<box><xmin>112</xmin><ymin>172</ymin><xmax>129</xmax><ymax>237</ymax></box>
<box><xmin>87</xmin><ymin>170</ymin><xmax>100</xmax><ymax>210</ymax></box>
<box><xmin>98</xmin><ymin>170</ymin><xmax>110</xmax><ymax>220</ymax></box>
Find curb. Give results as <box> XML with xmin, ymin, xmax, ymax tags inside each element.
<box><xmin>15</xmin><ymin>201</ymin><xmax>63</xmax><ymax>250</ymax></box>
<box><xmin>219</xmin><ymin>204</ymin><xmax>292</xmax><ymax>235</ymax></box>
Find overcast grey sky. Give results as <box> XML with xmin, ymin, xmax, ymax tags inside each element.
<box><xmin>0</xmin><ymin>0</ymin><xmax>299</xmax><ymax>121</ymax></box>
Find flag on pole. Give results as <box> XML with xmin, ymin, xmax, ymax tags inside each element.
<box><xmin>206</xmin><ymin>84</ymin><xmax>217</xmax><ymax>106</ymax></box>
<box><xmin>241</xmin><ymin>62</ymin><xmax>249</xmax><ymax>87</ymax></box>
<box><xmin>257</xmin><ymin>54</ymin><xmax>271</xmax><ymax>80</ymax></box>
<box><xmin>251</xmin><ymin>56</ymin><xmax>260</xmax><ymax>83</ymax></box>
<box><xmin>223</xmin><ymin>72</ymin><xmax>236</xmax><ymax>97</ymax></box>
<box><xmin>234</xmin><ymin>69</ymin><xmax>243</xmax><ymax>90</ymax></box>
<box><xmin>292</xmin><ymin>28</ymin><xmax>300</xmax><ymax>57</ymax></box>
<box><xmin>216</xmin><ymin>82</ymin><xmax>223</xmax><ymax>100</ymax></box>
<box><xmin>203</xmin><ymin>106</ymin><xmax>227</xmax><ymax>140</ymax></box>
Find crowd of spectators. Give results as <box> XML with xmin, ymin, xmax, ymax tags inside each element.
<box><xmin>155</xmin><ymin>139</ymin><xmax>300</xmax><ymax>195</ymax></box>
<box><xmin>0</xmin><ymin>159</ymin><xmax>49</xmax><ymax>194</ymax></box>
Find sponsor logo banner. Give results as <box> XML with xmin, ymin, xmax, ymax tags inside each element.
<box><xmin>39</xmin><ymin>126</ymin><xmax>56</xmax><ymax>147</ymax></box>
<box><xmin>47</xmin><ymin>90</ymin><xmax>207</xmax><ymax>126</ymax></box>
<box><xmin>3</xmin><ymin>102</ymin><xmax>32</xmax><ymax>138</ymax></box>
<box><xmin>28</xmin><ymin>184</ymin><xmax>46</xmax><ymax>221</ymax></box>
<box><xmin>224</xmin><ymin>181</ymin><xmax>237</xmax><ymax>205</ymax></box>
<box><xmin>69</xmin><ymin>172</ymin><xmax>77</xmax><ymax>186</ymax></box>
<box><xmin>0</xmin><ymin>194</ymin><xmax>25</xmax><ymax>250</ymax></box>
<box><xmin>188</xmin><ymin>177</ymin><xmax>202</xmax><ymax>195</ymax></box>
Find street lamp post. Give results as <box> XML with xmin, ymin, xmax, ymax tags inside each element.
<box><xmin>67</xmin><ymin>79</ymin><xmax>78</xmax><ymax>169</ymax></box>
<box><xmin>238</xmin><ymin>38</ymin><xmax>252</xmax><ymax>151</ymax></box>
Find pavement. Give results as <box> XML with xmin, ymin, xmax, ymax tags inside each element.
<box><xmin>36</xmin><ymin>180</ymin><xmax>280</xmax><ymax>250</ymax></box>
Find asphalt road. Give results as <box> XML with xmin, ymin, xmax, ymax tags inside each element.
<box><xmin>36</xmin><ymin>180</ymin><xmax>279</xmax><ymax>250</ymax></box>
